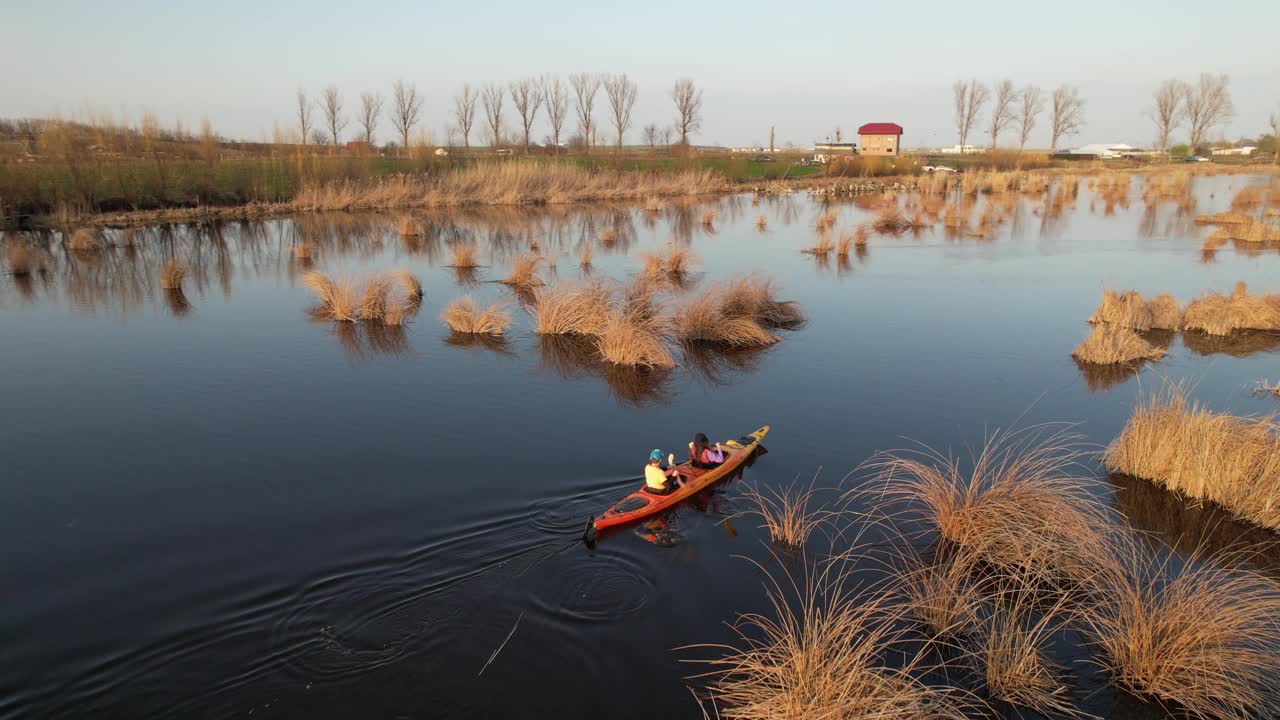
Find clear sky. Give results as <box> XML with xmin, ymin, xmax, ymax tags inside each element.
<box><xmin>5</xmin><ymin>0</ymin><xmax>1277</xmax><ymax>149</ymax></box>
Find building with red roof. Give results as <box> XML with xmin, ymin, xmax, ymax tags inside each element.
<box><xmin>857</xmin><ymin>123</ymin><xmax>903</xmax><ymax>156</ymax></box>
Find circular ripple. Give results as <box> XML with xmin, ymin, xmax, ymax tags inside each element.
<box><xmin>525</xmin><ymin>547</ymin><xmax>655</xmax><ymax>625</ymax></box>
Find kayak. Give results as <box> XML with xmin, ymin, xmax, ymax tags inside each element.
<box><xmin>584</xmin><ymin>426</ymin><xmax>770</xmax><ymax>543</ymax></box>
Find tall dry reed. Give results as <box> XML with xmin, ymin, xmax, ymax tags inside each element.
<box><xmin>1182</xmin><ymin>282</ymin><xmax>1280</xmax><ymax>335</ymax></box>
<box><xmin>160</xmin><ymin>258</ymin><xmax>187</xmax><ymax>290</ymax></box>
<box><xmin>1072</xmin><ymin>325</ymin><xmax>1165</xmax><ymax>366</ymax></box>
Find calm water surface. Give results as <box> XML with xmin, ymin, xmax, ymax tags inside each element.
<box><xmin>2</xmin><ymin>174</ymin><xmax>1279</xmax><ymax>719</ymax></box>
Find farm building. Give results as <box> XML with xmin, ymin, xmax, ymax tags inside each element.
<box><xmin>858</xmin><ymin>123</ymin><xmax>903</xmax><ymax>156</ymax></box>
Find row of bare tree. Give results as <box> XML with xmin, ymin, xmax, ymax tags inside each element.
<box><xmin>953</xmin><ymin>80</ymin><xmax>1085</xmax><ymax>153</ymax></box>
<box><xmin>1148</xmin><ymin>74</ymin><xmax>1235</xmax><ymax>151</ymax></box>
<box><xmin>292</xmin><ymin>76</ymin><xmax>704</xmax><ymax>153</ymax></box>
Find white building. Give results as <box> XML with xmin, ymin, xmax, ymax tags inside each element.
<box><xmin>1211</xmin><ymin>146</ymin><xmax>1257</xmax><ymax>156</ymax></box>
<box><xmin>939</xmin><ymin>145</ymin><xmax>980</xmax><ymax>154</ymax></box>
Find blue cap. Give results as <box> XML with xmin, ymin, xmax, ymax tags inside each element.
<box><xmin>649</xmin><ymin>449</ymin><xmax>663</xmax><ymax>462</ymax></box>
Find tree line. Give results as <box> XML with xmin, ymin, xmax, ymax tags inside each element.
<box><xmin>952</xmin><ymin>79</ymin><xmax>1085</xmax><ymax>153</ymax></box>
<box><xmin>292</xmin><ymin>75</ymin><xmax>705</xmax><ymax>154</ymax></box>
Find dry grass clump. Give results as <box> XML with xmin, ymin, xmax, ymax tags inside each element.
<box><xmin>449</xmin><ymin>243</ymin><xmax>480</xmax><ymax>268</ymax></box>
<box><xmin>66</xmin><ymin>228</ymin><xmax>104</xmax><ymax>252</ymax></box>
<box><xmin>803</xmin><ymin>232</ymin><xmax>834</xmax><ymax>256</ymax></box>
<box><xmin>1255</xmin><ymin>379</ymin><xmax>1280</xmax><ymax>397</ymax></box>
<box><xmin>720</xmin><ymin>274</ymin><xmax>805</xmax><ymax>328</ymax></box>
<box><xmin>1089</xmin><ymin>289</ymin><xmax>1154</xmax><ymax>331</ymax></box>
<box><xmin>303</xmin><ymin>270</ymin><xmax>421</xmax><ymax>325</ymax></box>
<box><xmin>359</xmin><ymin>275</ymin><xmax>392</xmax><ymax>321</ymax></box>
<box><xmin>872</xmin><ymin>206</ymin><xmax>910</xmax><ymax>234</ymax></box>
<box><xmin>1226</xmin><ymin>219</ymin><xmax>1280</xmax><ymax>243</ymax></box>
<box><xmin>160</xmin><ymin>259</ymin><xmax>187</xmax><ymax>290</ymax></box>
<box><xmin>1083</xmin><ymin>545</ymin><xmax>1280</xmax><ymax>720</ymax></box>
<box><xmin>1072</xmin><ymin>325</ymin><xmax>1165</xmax><ymax>366</ymax></box>
<box><xmin>741</xmin><ymin>480</ymin><xmax>830</xmax><ymax>548</ymax></box>
<box><xmin>600</xmin><ymin>228</ymin><xmax>617</xmax><ymax>245</ymax></box>
<box><xmin>596</xmin><ymin>307</ymin><xmax>674</xmax><ymax>368</ymax></box>
<box><xmin>1182</xmin><ymin>282</ymin><xmax>1280</xmax><ymax>336</ymax></box>
<box><xmin>755</xmin><ymin>214</ymin><xmax>768</xmax><ymax>230</ymax></box>
<box><xmin>1104</xmin><ymin>386</ymin><xmax>1280</xmax><ymax>532</ymax></box>
<box><xmin>691</xmin><ymin>564</ymin><xmax>978</xmax><ymax>720</ymax></box>
<box><xmin>579</xmin><ymin>245</ymin><xmax>593</xmax><ymax>268</ymax></box>
<box><xmin>701</xmin><ymin>210</ymin><xmax>718</xmax><ymax>228</ymax></box>
<box><xmin>302</xmin><ymin>271</ymin><xmax>360</xmax><ymax>322</ymax></box>
<box><xmin>1146</xmin><ymin>292</ymin><xmax>1181</xmax><ymax>330</ymax></box>
<box><xmin>868</xmin><ymin>426</ymin><xmax>1121</xmax><ymax>592</ymax></box>
<box><xmin>674</xmin><ymin>285</ymin><xmax>779</xmax><ymax>348</ymax></box>
<box><xmin>974</xmin><ymin>602</ymin><xmax>1075</xmax><ymax>717</ymax></box>
<box><xmin>531</xmin><ymin>282</ymin><xmax>612</xmax><ymax>335</ymax></box>
<box><xmin>640</xmin><ymin>245</ymin><xmax>696</xmax><ymax>284</ymax></box>
<box><xmin>501</xmin><ymin>253</ymin><xmax>543</xmax><ymax>288</ymax></box>
<box><xmin>815</xmin><ymin>211</ymin><xmax>837</xmax><ymax>232</ymax></box>
<box><xmin>644</xmin><ymin>195</ymin><xmax>664</xmax><ymax>213</ymax></box>
<box><xmin>1195</xmin><ymin>211</ymin><xmax>1251</xmax><ymax>225</ymax></box>
<box><xmin>893</xmin><ymin>549</ymin><xmax>983</xmax><ymax>639</ymax></box>
<box><xmin>440</xmin><ymin>296</ymin><xmax>510</xmax><ymax>335</ymax></box>
<box><xmin>836</xmin><ymin>226</ymin><xmax>869</xmax><ymax>256</ymax></box>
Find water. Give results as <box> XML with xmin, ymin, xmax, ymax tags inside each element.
<box><xmin>2</xmin><ymin>174</ymin><xmax>1278</xmax><ymax>719</ymax></box>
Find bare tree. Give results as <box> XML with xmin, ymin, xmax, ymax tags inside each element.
<box><xmin>357</xmin><ymin>91</ymin><xmax>383</xmax><ymax>146</ymax></box>
<box><xmin>1271</xmin><ymin>111</ymin><xmax>1280</xmax><ymax>165</ymax></box>
<box><xmin>1183</xmin><ymin>73</ymin><xmax>1234</xmax><ymax>151</ymax></box>
<box><xmin>569</xmin><ymin>73</ymin><xmax>603</xmax><ymax>153</ymax></box>
<box><xmin>1149</xmin><ymin>79</ymin><xmax>1187</xmax><ymax>152</ymax></box>
<box><xmin>604</xmin><ymin>73</ymin><xmax>638</xmax><ymax>152</ymax></box>
<box><xmin>390</xmin><ymin>80</ymin><xmax>424</xmax><ymax>155</ymax></box>
<box><xmin>642</xmin><ymin>123</ymin><xmax>659</xmax><ymax>150</ymax></box>
<box><xmin>296</xmin><ymin>88</ymin><xmax>314</xmax><ymax>146</ymax></box>
<box><xmin>1017</xmin><ymin>84</ymin><xmax>1044</xmax><ymax>152</ymax></box>
<box><xmin>481</xmin><ymin>83</ymin><xmax>505</xmax><ymax>148</ymax></box>
<box><xmin>952</xmin><ymin>78</ymin><xmax>989</xmax><ymax>148</ymax></box>
<box><xmin>509</xmin><ymin>78</ymin><xmax>543</xmax><ymax>153</ymax></box>
<box><xmin>541</xmin><ymin>75</ymin><xmax>569</xmax><ymax>154</ymax></box>
<box><xmin>659</xmin><ymin>126</ymin><xmax>674</xmax><ymax>147</ymax></box>
<box><xmin>320</xmin><ymin>85</ymin><xmax>347</xmax><ymax>147</ymax></box>
<box><xmin>769</xmin><ymin>126</ymin><xmax>775</xmax><ymax>153</ymax></box>
<box><xmin>670</xmin><ymin>78</ymin><xmax>703</xmax><ymax>145</ymax></box>
<box><xmin>1049</xmin><ymin>85</ymin><xmax>1085</xmax><ymax>152</ymax></box>
<box><xmin>453</xmin><ymin>84</ymin><xmax>479</xmax><ymax>150</ymax></box>
<box><xmin>987</xmin><ymin>79</ymin><xmax>1017</xmax><ymax>151</ymax></box>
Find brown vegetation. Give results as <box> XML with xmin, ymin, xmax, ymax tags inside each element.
<box><xmin>755</xmin><ymin>215</ymin><xmax>767</xmax><ymax>230</ymax></box>
<box><xmin>501</xmin><ymin>253</ymin><xmax>543</xmax><ymax>289</ymax></box>
<box><xmin>673</xmin><ymin>284</ymin><xmax>779</xmax><ymax>348</ymax></box>
<box><xmin>160</xmin><ymin>259</ymin><xmax>187</xmax><ymax>290</ymax></box>
<box><xmin>7</xmin><ymin>241</ymin><xmax>33</xmax><ymax>276</ymax></box>
<box><xmin>396</xmin><ymin>216</ymin><xmax>421</xmax><ymax>237</ymax></box>
<box><xmin>450</xmin><ymin>243</ymin><xmax>480</xmax><ymax>268</ymax></box>
<box><xmin>1104</xmin><ymin>386</ymin><xmax>1280</xmax><ymax>533</ymax></box>
<box><xmin>872</xmin><ymin>206</ymin><xmax>910</xmax><ymax>234</ymax></box>
<box><xmin>1072</xmin><ymin>324</ymin><xmax>1165</xmax><ymax>366</ymax></box>
<box><xmin>596</xmin><ymin>306</ymin><xmax>674</xmax><ymax>369</ymax></box>
<box><xmin>531</xmin><ymin>282</ymin><xmax>612</xmax><ymax>336</ymax></box>
<box><xmin>440</xmin><ymin>296</ymin><xmax>510</xmax><ymax>335</ymax></box>
<box><xmin>1182</xmin><ymin>282</ymin><xmax>1280</xmax><ymax>336</ymax></box>
<box><xmin>67</xmin><ymin>228</ymin><xmax>104</xmax><ymax>253</ymax></box>
<box><xmin>640</xmin><ymin>245</ymin><xmax>695</xmax><ymax>284</ymax></box>
<box><xmin>302</xmin><ymin>272</ymin><xmax>360</xmax><ymax>322</ymax></box>
<box><xmin>740</xmin><ymin>481</ymin><xmax>829</xmax><ymax>548</ymax></box>
<box><xmin>802</xmin><ymin>232</ymin><xmax>834</xmax><ymax>256</ymax></box>
<box><xmin>1088</xmin><ymin>290</ymin><xmax>1155</xmax><ymax>331</ymax></box>
<box><xmin>291</xmin><ymin>162</ymin><xmax>729</xmax><ymax>213</ymax></box>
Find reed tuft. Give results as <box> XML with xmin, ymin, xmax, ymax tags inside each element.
<box><xmin>441</xmin><ymin>296</ymin><xmax>510</xmax><ymax>335</ymax></box>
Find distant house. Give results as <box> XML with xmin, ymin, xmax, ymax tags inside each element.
<box><xmin>813</xmin><ymin>142</ymin><xmax>856</xmax><ymax>164</ymax></box>
<box><xmin>1068</xmin><ymin>143</ymin><xmax>1154</xmax><ymax>159</ymax></box>
<box><xmin>939</xmin><ymin>145</ymin><xmax>981</xmax><ymax>155</ymax></box>
<box><xmin>1212</xmin><ymin>146</ymin><xmax>1256</xmax><ymax>156</ymax></box>
<box><xmin>858</xmin><ymin>123</ymin><xmax>903</xmax><ymax>156</ymax></box>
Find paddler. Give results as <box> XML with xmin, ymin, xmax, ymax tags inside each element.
<box><xmin>644</xmin><ymin>449</ymin><xmax>683</xmax><ymax>495</ymax></box>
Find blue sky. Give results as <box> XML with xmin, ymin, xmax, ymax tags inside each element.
<box><xmin>5</xmin><ymin>0</ymin><xmax>1277</xmax><ymax>148</ymax></box>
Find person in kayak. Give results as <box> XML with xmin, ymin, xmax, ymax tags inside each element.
<box><xmin>689</xmin><ymin>433</ymin><xmax>726</xmax><ymax>469</ymax></box>
<box><xmin>644</xmin><ymin>449</ymin><xmax>683</xmax><ymax>495</ymax></box>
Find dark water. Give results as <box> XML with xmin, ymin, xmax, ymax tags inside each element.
<box><xmin>2</xmin><ymin>175</ymin><xmax>1278</xmax><ymax>719</ymax></box>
